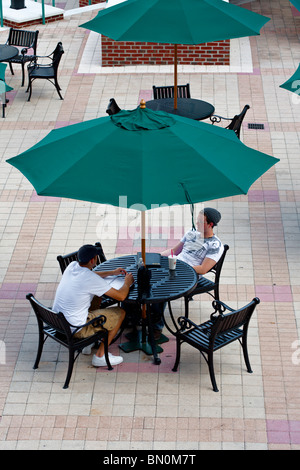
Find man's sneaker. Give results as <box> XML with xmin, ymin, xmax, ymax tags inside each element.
<box><xmin>81</xmin><ymin>343</ymin><xmax>94</xmax><ymax>355</ymax></box>
<box><xmin>92</xmin><ymin>353</ymin><xmax>123</xmax><ymax>367</ymax></box>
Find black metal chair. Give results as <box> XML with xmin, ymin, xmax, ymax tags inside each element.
<box><xmin>4</xmin><ymin>28</ymin><xmax>39</xmax><ymax>86</ymax></box>
<box><xmin>210</xmin><ymin>105</ymin><xmax>250</xmax><ymax>139</ymax></box>
<box><xmin>26</xmin><ymin>42</ymin><xmax>64</xmax><ymax>101</ymax></box>
<box><xmin>106</xmin><ymin>98</ymin><xmax>121</xmax><ymax>115</ymax></box>
<box><xmin>57</xmin><ymin>242</ymin><xmax>117</xmax><ymax>310</ymax></box>
<box><xmin>152</xmin><ymin>83</ymin><xmax>191</xmax><ymax>99</ymax></box>
<box><xmin>57</xmin><ymin>242</ymin><xmax>107</xmax><ymax>274</ymax></box>
<box><xmin>172</xmin><ymin>297</ymin><xmax>260</xmax><ymax>392</ymax></box>
<box><xmin>26</xmin><ymin>293</ymin><xmax>113</xmax><ymax>389</ymax></box>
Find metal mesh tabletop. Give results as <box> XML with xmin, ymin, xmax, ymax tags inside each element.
<box><xmin>95</xmin><ymin>254</ymin><xmax>197</xmax><ymax>304</ymax></box>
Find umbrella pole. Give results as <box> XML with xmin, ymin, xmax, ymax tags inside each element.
<box><xmin>174</xmin><ymin>44</ymin><xmax>178</xmax><ymax>110</ymax></box>
<box><xmin>141</xmin><ymin>211</ymin><xmax>146</xmax><ymax>320</ymax></box>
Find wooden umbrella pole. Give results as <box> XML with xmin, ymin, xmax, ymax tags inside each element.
<box><xmin>141</xmin><ymin>211</ymin><xmax>146</xmax><ymax>320</ymax></box>
<box><xmin>174</xmin><ymin>44</ymin><xmax>178</xmax><ymax>109</ymax></box>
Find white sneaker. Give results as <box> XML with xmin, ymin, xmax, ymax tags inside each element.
<box><xmin>92</xmin><ymin>353</ymin><xmax>123</xmax><ymax>367</ymax></box>
<box><xmin>81</xmin><ymin>343</ymin><xmax>94</xmax><ymax>355</ymax></box>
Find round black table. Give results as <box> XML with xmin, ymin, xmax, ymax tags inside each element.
<box><xmin>146</xmin><ymin>97</ymin><xmax>215</xmax><ymax>121</ymax></box>
<box><xmin>95</xmin><ymin>254</ymin><xmax>198</xmax><ymax>364</ymax></box>
<box><xmin>0</xmin><ymin>45</ymin><xmax>18</xmax><ymax>62</ymax></box>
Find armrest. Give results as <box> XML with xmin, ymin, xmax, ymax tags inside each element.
<box><xmin>210</xmin><ymin>114</ymin><xmax>231</xmax><ymax>125</ymax></box>
<box><xmin>177</xmin><ymin>316</ymin><xmax>213</xmax><ymax>336</ymax></box>
<box><xmin>69</xmin><ymin>314</ymin><xmax>107</xmax><ymax>337</ymax></box>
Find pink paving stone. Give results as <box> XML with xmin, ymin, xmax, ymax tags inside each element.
<box><xmin>0</xmin><ymin>283</ymin><xmax>37</xmax><ymax>299</ymax></box>
<box><xmin>139</xmin><ymin>90</ymin><xmax>153</xmax><ymax>101</ymax></box>
<box><xmin>267</xmin><ymin>431</ymin><xmax>290</xmax><ymax>444</ymax></box>
<box><xmin>30</xmin><ymin>191</ymin><xmax>60</xmax><ymax>202</ymax></box>
<box><xmin>291</xmin><ymin>6</ymin><xmax>300</xmax><ymax>16</ymax></box>
<box><xmin>248</xmin><ymin>190</ymin><xmax>279</xmax><ymax>202</ymax></box>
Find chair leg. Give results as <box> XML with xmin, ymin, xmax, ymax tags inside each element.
<box><xmin>2</xmin><ymin>103</ymin><xmax>5</xmax><ymax>118</ymax></box>
<box><xmin>172</xmin><ymin>338</ymin><xmax>181</xmax><ymax>372</ymax></box>
<box><xmin>33</xmin><ymin>326</ymin><xmax>44</xmax><ymax>370</ymax></box>
<box><xmin>27</xmin><ymin>80</ymin><xmax>33</xmax><ymax>102</ymax></box>
<box><xmin>54</xmin><ymin>78</ymin><xmax>63</xmax><ymax>100</ymax></box>
<box><xmin>9</xmin><ymin>62</ymin><xmax>14</xmax><ymax>76</ymax></box>
<box><xmin>241</xmin><ymin>334</ymin><xmax>253</xmax><ymax>374</ymax></box>
<box><xmin>21</xmin><ymin>63</ymin><xmax>25</xmax><ymax>87</ymax></box>
<box><xmin>207</xmin><ymin>350</ymin><xmax>219</xmax><ymax>392</ymax></box>
<box><xmin>63</xmin><ymin>348</ymin><xmax>75</xmax><ymax>389</ymax></box>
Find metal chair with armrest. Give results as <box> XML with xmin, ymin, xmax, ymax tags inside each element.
<box><xmin>210</xmin><ymin>105</ymin><xmax>250</xmax><ymax>139</ymax></box>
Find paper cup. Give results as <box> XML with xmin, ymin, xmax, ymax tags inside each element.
<box><xmin>168</xmin><ymin>255</ymin><xmax>177</xmax><ymax>270</ymax></box>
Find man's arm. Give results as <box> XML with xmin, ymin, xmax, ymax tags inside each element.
<box><xmin>193</xmin><ymin>257</ymin><xmax>216</xmax><ymax>275</ymax></box>
<box><xmin>161</xmin><ymin>241</ymin><xmax>184</xmax><ymax>257</ymax></box>
<box><xmin>104</xmin><ymin>272</ymin><xmax>134</xmax><ymax>302</ymax></box>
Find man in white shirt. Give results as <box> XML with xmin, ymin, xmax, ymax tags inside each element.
<box><xmin>151</xmin><ymin>208</ymin><xmax>224</xmax><ymax>337</ymax></box>
<box><xmin>53</xmin><ymin>244</ymin><xmax>134</xmax><ymax>367</ymax></box>
<box><xmin>162</xmin><ymin>207</ymin><xmax>223</xmax><ymax>274</ymax></box>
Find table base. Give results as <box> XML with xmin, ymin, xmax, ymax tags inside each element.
<box><xmin>119</xmin><ymin>328</ymin><xmax>169</xmax><ymax>365</ymax></box>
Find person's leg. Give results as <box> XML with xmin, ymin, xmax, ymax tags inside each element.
<box><xmin>94</xmin><ymin>307</ymin><xmax>125</xmax><ymax>358</ymax></box>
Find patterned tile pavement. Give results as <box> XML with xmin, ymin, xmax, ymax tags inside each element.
<box><xmin>0</xmin><ymin>0</ymin><xmax>300</xmax><ymax>451</ymax></box>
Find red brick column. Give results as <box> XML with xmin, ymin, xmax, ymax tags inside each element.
<box><xmin>101</xmin><ymin>37</ymin><xmax>230</xmax><ymax>67</ymax></box>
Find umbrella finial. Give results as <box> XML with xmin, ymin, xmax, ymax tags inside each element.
<box><xmin>140</xmin><ymin>99</ymin><xmax>146</xmax><ymax>109</ymax></box>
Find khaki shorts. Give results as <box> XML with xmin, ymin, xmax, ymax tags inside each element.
<box><xmin>73</xmin><ymin>307</ymin><xmax>123</xmax><ymax>339</ymax></box>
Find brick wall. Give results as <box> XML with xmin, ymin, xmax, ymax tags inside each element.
<box><xmin>101</xmin><ymin>37</ymin><xmax>230</xmax><ymax>67</ymax></box>
<box><xmin>3</xmin><ymin>14</ymin><xmax>64</xmax><ymax>29</ymax></box>
<box><xmin>79</xmin><ymin>0</ymin><xmax>106</xmax><ymax>7</ymax></box>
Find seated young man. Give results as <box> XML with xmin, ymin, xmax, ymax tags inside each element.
<box><xmin>53</xmin><ymin>244</ymin><xmax>134</xmax><ymax>367</ymax></box>
<box><xmin>152</xmin><ymin>207</ymin><xmax>224</xmax><ymax>338</ymax></box>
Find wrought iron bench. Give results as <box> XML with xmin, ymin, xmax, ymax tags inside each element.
<box><xmin>26</xmin><ymin>293</ymin><xmax>112</xmax><ymax>389</ymax></box>
<box><xmin>172</xmin><ymin>297</ymin><xmax>260</xmax><ymax>392</ymax></box>
<box><xmin>5</xmin><ymin>28</ymin><xmax>39</xmax><ymax>87</ymax></box>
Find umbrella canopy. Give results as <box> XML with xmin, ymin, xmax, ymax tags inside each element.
<box><xmin>279</xmin><ymin>63</ymin><xmax>300</xmax><ymax>95</ymax></box>
<box><xmin>80</xmin><ymin>0</ymin><xmax>269</xmax><ymax>108</ymax></box>
<box><xmin>7</xmin><ymin>104</ymin><xmax>278</xmax><ymax>209</ymax></box>
<box><xmin>0</xmin><ymin>63</ymin><xmax>13</xmax><ymax>93</ymax></box>
<box><xmin>7</xmin><ymin>102</ymin><xmax>279</xmax><ymax>262</ymax></box>
<box><xmin>289</xmin><ymin>0</ymin><xmax>300</xmax><ymax>12</ymax></box>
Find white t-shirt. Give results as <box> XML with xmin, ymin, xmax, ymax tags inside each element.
<box><xmin>53</xmin><ymin>261</ymin><xmax>111</xmax><ymax>328</ymax></box>
<box><xmin>178</xmin><ymin>230</ymin><xmax>224</xmax><ymax>272</ymax></box>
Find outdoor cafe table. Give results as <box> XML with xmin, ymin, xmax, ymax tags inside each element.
<box><xmin>95</xmin><ymin>254</ymin><xmax>198</xmax><ymax>364</ymax></box>
<box><xmin>146</xmin><ymin>97</ymin><xmax>215</xmax><ymax>121</ymax></box>
<box><xmin>0</xmin><ymin>45</ymin><xmax>18</xmax><ymax>62</ymax></box>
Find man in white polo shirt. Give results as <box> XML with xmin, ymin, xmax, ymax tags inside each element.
<box><xmin>53</xmin><ymin>244</ymin><xmax>134</xmax><ymax>367</ymax></box>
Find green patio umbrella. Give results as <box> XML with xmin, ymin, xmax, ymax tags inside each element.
<box><xmin>7</xmin><ymin>102</ymin><xmax>279</xmax><ymax>264</ymax></box>
<box><xmin>80</xmin><ymin>0</ymin><xmax>270</xmax><ymax>108</ymax></box>
<box><xmin>279</xmin><ymin>63</ymin><xmax>300</xmax><ymax>95</ymax></box>
<box><xmin>289</xmin><ymin>0</ymin><xmax>300</xmax><ymax>11</ymax></box>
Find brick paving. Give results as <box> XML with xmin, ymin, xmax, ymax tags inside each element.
<box><xmin>0</xmin><ymin>0</ymin><xmax>300</xmax><ymax>450</ymax></box>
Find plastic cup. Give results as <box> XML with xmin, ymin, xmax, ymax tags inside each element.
<box><xmin>168</xmin><ymin>255</ymin><xmax>177</xmax><ymax>270</ymax></box>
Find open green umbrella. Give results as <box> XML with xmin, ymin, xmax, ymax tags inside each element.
<box><xmin>279</xmin><ymin>63</ymin><xmax>300</xmax><ymax>95</ymax></box>
<box><xmin>80</xmin><ymin>0</ymin><xmax>270</xmax><ymax>108</ymax></box>
<box><xmin>7</xmin><ymin>102</ymin><xmax>279</xmax><ymax>263</ymax></box>
<box><xmin>289</xmin><ymin>0</ymin><xmax>300</xmax><ymax>12</ymax></box>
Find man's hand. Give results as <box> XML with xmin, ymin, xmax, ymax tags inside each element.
<box><xmin>124</xmin><ymin>272</ymin><xmax>134</xmax><ymax>287</ymax></box>
<box><xmin>113</xmin><ymin>267</ymin><xmax>127</xmax><ymax>276</ymax></box>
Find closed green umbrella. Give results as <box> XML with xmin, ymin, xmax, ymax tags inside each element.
<box><xmin>80</xmin><ymin>0</ymin><xmax>270</xmax><ymax>108</ymax></box>
<box><xmin>7</xmin><ymin>102</ymin><xmax>279</xmax><ymax>263</ymax></box>
<box><xmin>279</xmin><ymin>63</ymin><xmax>300</xmax><ymax>95</ymax></box>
